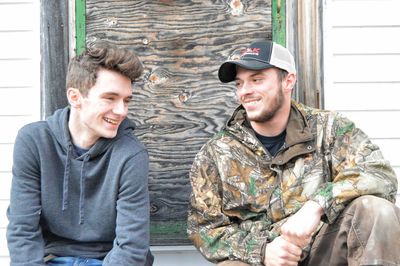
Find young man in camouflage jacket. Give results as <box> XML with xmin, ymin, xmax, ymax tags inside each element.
<box><xmin>187</xmin><ymin>40</ymin><xmax>400</xmax><ymax>266</ymax></box>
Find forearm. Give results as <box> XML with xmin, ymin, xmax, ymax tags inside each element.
<box><xmin>188</xmin><ymin>208</ymin><xmax>274</xmax><ymax>265</ymax></box>
<box><xmin>104</xmin><ymin>152</ymin><xmax>150</xmax><ymax>265</ymax></box>
<box><xmin>8</xmin><ymin>135</ymin><xmax>45</xmax><ymax>265</ymax></box>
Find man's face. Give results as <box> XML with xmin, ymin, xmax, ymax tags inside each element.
<box><xmin>235</xmin><ymin>67</ymin><xmax>285</xmax><ymax>123</ymax></box>
<box><xmin>77</xmin><ymin>68</ymin><xmax>133</xmax><ymax>144</ymax></box>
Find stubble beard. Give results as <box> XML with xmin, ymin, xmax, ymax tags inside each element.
<box><xmin>247</xmin><ymin>85</ymin><xmax>284</xmax><ymax>123</ymax></box>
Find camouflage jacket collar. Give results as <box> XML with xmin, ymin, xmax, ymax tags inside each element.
<box><xmin>224</xmin><ymin>101</ymin><xmax>315</xmax><ymax>165</ymax></box>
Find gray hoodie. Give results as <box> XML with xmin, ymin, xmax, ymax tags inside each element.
<box><xmin>7</xmin><ymin>107</ymin><xmax>150</xmax><ymax>266</ymax></box>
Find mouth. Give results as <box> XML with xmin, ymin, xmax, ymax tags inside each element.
<box><xmin>103</xmin><ymin>117</ymin><xmax>119</xmax><ymax>125</ymax></box>
<box><xmin>242</xmin><ymin>98</ymin><xmax>261</xmax><ymax>106</ymax></box>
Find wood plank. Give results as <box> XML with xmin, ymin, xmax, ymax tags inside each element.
<box><xmin>331</xmin><ymin>54</ymin><xmax>400</xmax><ymax>83</ymax></box>
<box><xmin>330</xmin><ymin>27</ymin><xmax>400</xmax><ymax>54</ymax></box>
<box><xmin>324</xmin><ymin>82</ymin><xmax>400</xmax><ymax>111</ymax></box>
<box><xmin>40</xmin><ymin>0</ymin><xmax>70</xmax><ymax>117</ymax></box>
<box><xmin>340</xmin><ymin>111</ymin><xmax>400</xmax><ymax>139</ymax></box>
<box><xmin>86</xmin><ymin>0</ymin><xmax>272</xmax><ymax>245</ymax></box>
<box><xmin>330</xmin><ymin>0</ymin><xmax>400</xmax><ymax>27</ymax></box>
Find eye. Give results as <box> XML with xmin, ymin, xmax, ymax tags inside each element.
<box><xmin>235</xmin><ymin>81</ymin><xmax>243</xmax><ymax>88</ymax></box>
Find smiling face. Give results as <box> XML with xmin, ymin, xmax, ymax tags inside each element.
<box><xmin>67</xmin><ymin>68</ymin><xmax>133</xmax><ymax>148</ymax></box>
<box><xmin>235</xmin><ymin>67</ymin><xmax>288</xmax><ymax>124</ymax></box>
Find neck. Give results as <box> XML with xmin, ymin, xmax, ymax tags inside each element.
<box><xmin>250</xmin><ymin>101</ymin><xmax>291</xmax><ymax>137</ymax></box>
<box><xmin>68</xmin><ymin>109</ymin><xmax>97</xmax><ymax>149</ymax></box>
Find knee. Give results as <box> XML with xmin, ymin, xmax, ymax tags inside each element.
<box><xmin>348</xmin><ymin>195</ymin><xmax>399</xmax><ymax>222</ymax></box>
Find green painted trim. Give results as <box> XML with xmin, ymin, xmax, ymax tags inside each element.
<box><xmin>75</xmin><ymin>0</ymin><xmax>86</xmax><ymax>55</ymax></box>
<box><xmin>150</xmin><ymin>221</ymin><xmax>189</xmax><ymax>244</ymax></box>
<box><xmin>272</xmin><ymin>0</ymin><xmax>286</xmax><ymax>46</ymax></box>
<box><xmin>150</xmin><ymin>220</ymin><xmax>187</xmax><ymax>237</ymax></box>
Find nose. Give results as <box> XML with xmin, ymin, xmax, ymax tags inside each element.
<box><xmin>237</xmin><ymin>82</ymin><xmax>253</xmax><ymax>98</ymax></box>
<box><xmin>113</xmin><ymin>100</ymin><xmax>128</xmax><ymax>116</ymax></box>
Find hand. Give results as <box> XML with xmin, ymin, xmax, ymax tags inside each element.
<box><xmin>264</xmin><ymin>236</ymin><xmax>302</xmax><ymax>266</ymax></box>
<box><xmin>280</xmin><ymin>201</ymin><xmax>323</xmax><ymax>248</ymax></box>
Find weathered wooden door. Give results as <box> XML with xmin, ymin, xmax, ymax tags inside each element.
<box><xmin>83</xmin><ymin>0</ymin><xmax>273</xmax><ymax>245</ymax></box>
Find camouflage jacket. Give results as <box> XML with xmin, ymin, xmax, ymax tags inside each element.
<box><xmin>187</xmin><ymin>101</ymin><xmax>397</xmax><ymax>265</ymax></box>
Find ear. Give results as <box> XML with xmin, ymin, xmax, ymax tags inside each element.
<box><xmin>66</xmin><ymin>87</ymin><xmax>82</xmax><ymax>108</ymax></box>
<box><xmin>283</xmin><ymin>73</ymin><xmax>297</xmax><ymax>93</ymax></box>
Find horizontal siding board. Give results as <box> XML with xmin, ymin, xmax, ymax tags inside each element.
<box><xmin>339</xmin><ymin>111</ymin><xmax>400</xmax><ymax>139</ymax></box>
<box><xmin>0</xmin><ymin>173</ymin><xmax>11</xmax><ymax>201</ymax></box>
<box><xmin>331</xmin><ymin>54</ymin><xmax>400</xmax><ymax>82</ymax></box>
<box><xmin>330</xmin><ymin>27</ymin><xmax>400</xmax><ymax>54</ymax></box>
<box><xmin>330</xmin><ymin>0</ymin><xmax>400</xmax><ymax>27</ymax></box>
<box><xmin>324</xmin><ymin>82</ymin><xmax>400</xmax><ymax>111</ymax></box>
<box><xmin>0</xmin><ymin>3</ymin><xmax>36</xmax><ymax>31</ymax></box>
<box><xmin>0</xmin><ymin>60</ymin><xmax>36</xmax><ymax>87</ymax></box>
<box><xmin>0</xmin><ymin>201</ymin><xmax>8</xmax><ymax>228</ymax></box>
<box><xmin>0</xmin><ymin>32</ymin><xmax>36</xmax><ymax>59</ymax></box>
<box><xmin>0</xmin><ymin>116</ymin><xmax>36</xmax><ymax>143</ymax></box>
<box><xmin>394</xmin><ymin>167</ymin><xmax>400</xmax><ymax>193</ymax></box>
<box><xmin>373</xmin><ymin>139</ymin><xmax>400</xmax><ymax>167</ymax></box>
<box><xmin>0</xmin><ymin>0</ymin><xmax>33</xmax><ymax>2</ymax></box>
<box><xmin>0</xmin><ymin>144</ymin><xmax>13</xmax><ymax>172</ymax></box>
<box><xmin>0</xmin><ymin>229</ymin><xmax>8</xmax><ymax>257</ymax></box>
<box><xmin>0</xmin><ymin>88</ymin><xmax>38</xmax><ymax>115</ymax></box>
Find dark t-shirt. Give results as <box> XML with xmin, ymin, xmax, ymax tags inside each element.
<box><xmin>255</xmin><ymin>130</ymin><xmax>286</xmax><ymax>157</ymax></box>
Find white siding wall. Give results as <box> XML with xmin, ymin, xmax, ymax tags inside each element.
<box><xmin>0</xmin><ymin>0</ymin><xmax>41</xmax><ymax>264</ymax></box>
<box><xmin>323</xmin><ymin>0</ymin><xmax>400</xmax><ymax>206</ymax></box>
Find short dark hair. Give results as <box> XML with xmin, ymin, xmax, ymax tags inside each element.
<box><xmin>66</xmin><ymin>41</ymin><xmax>143</xmax><ymax>96</ymax></box>
<box><xmin>276</xmin><ymin>68</ymin><xmax>289</xmax><ymax>82</ymax></box>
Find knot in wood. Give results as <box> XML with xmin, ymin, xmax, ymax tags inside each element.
<box><xmin>150</xmin><ymin>203</ymin><xmax>159</xmax><ymax>213</ymax></box>
<box><xmin>105</xmin><ymin>17</ymin><xmax>118</xmax><ymax>27</ymax></box>
<box><xmin>178</xmin><ymin>91</ymin><xmax>190</xmax><ymax>103</ymax></box>
<box><xmin>230</xmin><ymin>0</ymin><xmax>244</xmax><ymax>16</ymax></box>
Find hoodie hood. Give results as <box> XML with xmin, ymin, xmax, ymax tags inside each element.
<box><xmin>46</xmin><ymin>107</ymin><xmax>136</xmax><ymax>224</ymax></box>
<box><xmin>47</xmin><ymin>107</ymin><xmax>136</xmax><ymax>159</ymax></box>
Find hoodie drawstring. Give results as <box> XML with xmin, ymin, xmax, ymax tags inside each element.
<box><xmin>62</xmin><ymin>144</ymin><xmax>90</xmax><ymax>225</ymax></box>
<box><xmin>62</xmin><ymin>144</ymin><xmax>72</xmax><ymax>211</ymax></box>
<box><xmin>79</xmin><ymin>154</ymin><xmax>90</xmax><ymax>224</ymax></box>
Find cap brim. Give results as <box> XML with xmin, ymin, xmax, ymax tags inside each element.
<box><xmin>218</xmin><ymin>59</ymin><xmax>275</xmax><ymax>83</ymax></box>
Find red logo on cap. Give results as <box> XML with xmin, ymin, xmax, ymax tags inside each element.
<box><xmin>240</xmin><ymin>47</ymin><xmax>260</xmax><ymax>57</ymax></box>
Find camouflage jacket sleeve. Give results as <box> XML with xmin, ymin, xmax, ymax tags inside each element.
<box><xmin>187</xmin><ymin>143</ymin><xmax>274</xmax><ymax>266</ymax></box>
<box><xmin>311</xmin><ymin>113</ymin><xmax>398</xmax><ymax>223</ymax></box>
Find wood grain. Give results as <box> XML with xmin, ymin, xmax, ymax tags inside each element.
<box><xmin>86</xmin><ymin>0</ymin><xmax>272</xmax><ymax>245</ymax></box>
<box><xmin>41</xmin><ymin>0</ymin><xmax>69</xmax><ymax>118</ymax></box>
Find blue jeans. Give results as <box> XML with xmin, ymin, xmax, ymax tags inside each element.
<box><xmin>46</xmin><ymin>257</ymin><xmax>103</xmax><ymax>266</ymax></box>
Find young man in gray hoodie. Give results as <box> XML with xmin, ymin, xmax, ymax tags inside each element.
<box><xmin>7</xmin><ymin>41</ymin><xmax>153</xmax><ymax>266</ymax></box>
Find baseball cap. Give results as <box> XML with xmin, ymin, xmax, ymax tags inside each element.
<box><xmin>218</xmin><ymin>40</ymin><xmax>296</xmax><ymax>83</ymax></box>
